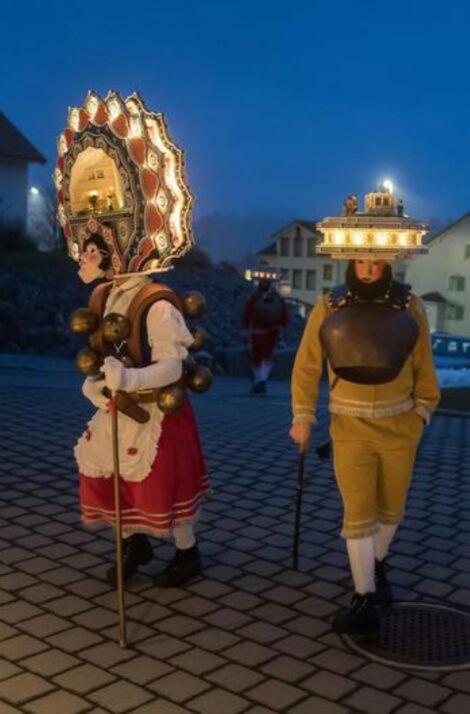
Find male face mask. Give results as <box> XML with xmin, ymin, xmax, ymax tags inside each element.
<box><xmin>346</xmin><ymin>260</ymin><xmax>392</xmax><ymax>300</ymax></box>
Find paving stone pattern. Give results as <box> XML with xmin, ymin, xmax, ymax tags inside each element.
<box><xmin>0</xmin><ymin>374</ymin><xmax>469</xmax><ymax>713</ymax></box>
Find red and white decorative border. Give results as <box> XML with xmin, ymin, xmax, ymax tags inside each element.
<box><xmin>55</xmin><ymin>90</ymin><xmax>194</xmax><ymax>274</ymax></box>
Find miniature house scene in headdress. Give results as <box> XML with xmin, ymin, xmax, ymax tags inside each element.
<box><xmin>56</xmin><ymin>91</ymin><xmax>194</xmax><ymax>278</ymax></box>
<box><xmin>69</xmin><ymin>147</ymin><xmax>125</xmax><ymax>216</ymax></box>
<box><xmin>317</xmin><ymin>182</ymin><xmax>428</xmax><ymax>261</ymax></box>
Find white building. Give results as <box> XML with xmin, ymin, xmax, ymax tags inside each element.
<box><xmin>259</xmin><ymin>218</ymin><xmax>408</xmax><ymax>310</ymax></box>
<box><xmin>0</xmin><ymin>112</ymin><xmax>45</xmax><ymax>237</ymax></box>
<box><xmin>405</xmin><ymin>214</ymin><xmax>470</xmax><ymax>336</ymax></box>
<box><xmin>259</xmin><ymin>219</ymin><xmax>347</xmax><ymax>310</ymax></box>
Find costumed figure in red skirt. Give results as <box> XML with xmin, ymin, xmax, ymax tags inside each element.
<box><xmin>242</xmin><ymin>272</ymin><xmax>288</xmax><ymax>393</ymax></box>
<box><xmin>57</xmin><ymin>91</ymin><xmax>212</xmax><ymax>589</ymax></box>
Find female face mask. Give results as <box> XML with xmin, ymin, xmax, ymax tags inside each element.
<box><xmin>78</xmin><ymin>240</ymin><xmax>109</xmax><ymax>284</ymax></box>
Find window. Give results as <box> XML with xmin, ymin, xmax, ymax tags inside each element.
<box><xmin>292</xmin><ymin>270</ymin><xmax>302</xmax><ymax>289</ymax></box>
<box><xmin>465</xmin><ymin>245</ymin><xmax>470</xmax><ymax>259</ymax></box>
<box><xmin>306</xmin><ymin>270</ymin><xmax>317</xmax><ymax>290</ymax></box>
<box><xmin>307</xmin><ymin>238</ymin><xmax>317</xmax><ymax>256</ymax></box>
<box><xmin>448</xmin><ymin>275</ymin><xmax>466</xmax><ymax>291</ymax></box>
<box><xmin>446</xmin><ymin>304</ymin><xmax>465</xmax><ymax>320</ymax></box>
<box><xmin>323</xmin><ymin>264</ymin><xmax>333</xmax><ymax>281</ymax></box>
<box><xmin>375</xmin><ymin>197</ymin><xmax>382</xmax><ymax>207</ymax></box>
<box><xmin>280</xmin><ymin>268</ymin><xmax>290</xmax><ymax>281</ymax></box>
<box><xmin>294</xmin><ymin>235</ymin><xmax>303</xmax><ymax>257</ymax></box>
<box><xmin>280</xmin><ymin>236</ymin><xmax>290</xmax><ymax>256</ymax></box>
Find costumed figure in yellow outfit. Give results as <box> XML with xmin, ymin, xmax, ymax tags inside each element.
<box><xmin>290</xmin><ymin>185</ymin><xmax>440</xmax><ymax>635</ymax></box>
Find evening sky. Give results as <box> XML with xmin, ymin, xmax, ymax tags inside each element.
<box><xmin>1</xmin><ymin>0</ymin><xmax>469</xmax><ymax>229</ymax></box>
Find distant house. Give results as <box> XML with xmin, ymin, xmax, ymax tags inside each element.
<box><xmin>0</xmin><ymin>112</ymin><xmax>46</xmax><ymax>236</ymax></box>
<box><xmin>258</xmin><ymin>219</ymin><xmax>347</xmax><ymax>309</ymax></box>
<box><xmin>405</xmin><ymin>214</ymin><xmax>470</xmax><ymax>335</ymax></box>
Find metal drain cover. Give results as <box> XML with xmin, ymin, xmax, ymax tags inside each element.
<box><xmin>344</xmin><ymin>602</ymin><xmax>470</xmax><ymax>671</ymax></box>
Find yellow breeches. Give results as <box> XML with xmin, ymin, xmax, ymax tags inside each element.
<box><xmin>330</xmin><ymin>410</ymin><xmax>424</xmax><ymax>539</ymax></box>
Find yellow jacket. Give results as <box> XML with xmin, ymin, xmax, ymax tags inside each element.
<box><xmin>291</xmin><ymin>293</ymin><xmax>440</xmax><ymax>425</ymax></box>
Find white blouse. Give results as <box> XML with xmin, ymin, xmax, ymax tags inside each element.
<box><xmin>74</xmin><ymin>277</ymin><xmax>194</xmax><ymax>482</ymax></box>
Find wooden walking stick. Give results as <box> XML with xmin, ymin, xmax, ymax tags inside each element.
<box><xmin>111</xmin><ymin>394</ymin><xmax>127</xmax><ymax>648</ymax></box>
<box><xmin>292</xmin><ymin>449</ymin><xmax>306</xmax><ymax>571</ymax></box>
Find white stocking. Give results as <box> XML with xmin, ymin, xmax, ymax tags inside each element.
<box><xmin>374</xmin><ymin>523</ymin><xmax>398</xmax><ymax>562</ymax></box>
<box><xmin>252</xmin><ymin>366</ymin><xmax>262</xmax><ymax>383</ymax></box>
<box><xmin>173</xmin><ymin>523</ymin><xmax>196</xmax><ymax>551</ymax></box>
<box><xmin>260</xmin><ymin>361</ymin><xmax>273</xmax><ymax>381</ymax></box>
<box><xmin>346</xmin><ymin>537</ymin><xmax>375</xmax><ymax>594</ymax></box>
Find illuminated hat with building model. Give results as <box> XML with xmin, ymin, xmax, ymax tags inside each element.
<box><xmin>316</xmin><ymin>181</ymin><xmax>428</xmax><ymax>260</ymax></box>
<box><xmin>55</xmin><ymin>90</ymin><xmax>193</xmax><ymax>276</ymax></box>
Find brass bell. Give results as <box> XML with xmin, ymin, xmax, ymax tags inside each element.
<box><xmin>70</xmin><ymin>308</ymin><xmax>99</xmax><ymax>336</ymax></box>
<box><xmin>76</xmin><ymin>347</ymin><xmax>102</xmax><ymax>376</ymax></box>
<box><xmin>189</xmin><ymin>327</ymin><xmax>206</xmax><ymax>352</ymax></box>
<box><xmin>186</xmin><ymin>365</ymin><xmax>213</xmax><ymax>393</ymax></box>
<box><xmin>101</xmin><ymin>313</ymin><xmax>131</xmax><ymax>343</ymax></box>
<box><xmin>157</xmin><ymin>386</ymin><xmax>185</xmax><ymax>414</ymax></box>
<box><xmin>181</xmin><ymin>291</ymin><xmax>207</xmax><ymax>319</ymax></box>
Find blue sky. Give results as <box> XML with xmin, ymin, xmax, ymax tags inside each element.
<box><xmin>2</xmin><ymin>0</ymin><xmax>470</xmax><ymax>225</ymax></box>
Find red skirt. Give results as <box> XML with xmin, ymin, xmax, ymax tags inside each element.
<box><xmin>79</xmin><ymin>400</ymin><xmax>209</xmax><ymax>537</ymax></box>
<box><xmin>251</xmin><ymin>330</ymin><xmax>279</xmax><ymax>366</ymax></box>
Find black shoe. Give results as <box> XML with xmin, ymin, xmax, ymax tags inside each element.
<box><xmin>251</xmin><ymin>380</ymin><xmax>266</xmax><ymax>394</ymax></box>
<box><xmin>154</xmin><ymin>545</ymin><xmax>201</xmax><ymax>588</ymax></box>
<box><xmin>375</xmin><ymin>558</ymin><xmax>393</xmax><ymax>606</ymax></box>
<box><xmin>332</xmin><ymin>592</ymin><xmax>380</xmax><ymax>635</ymax></box>
<box><xmin>106</xmin><ymin>533</ymin><xmax>153</xmax><ymax>587</ymax></box>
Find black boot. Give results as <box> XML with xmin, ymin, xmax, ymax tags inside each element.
<box><xmin>106</xmin><ymin>533</ymin><xmax>153</xmax><ymax>587</ymax></box>
<box><xmin>375</xmin><ymin>558</ymin><xmax>393</xmax><ymax>606</ymax></box>
<box><xmin>332</xmin><ymin>592</ymin><xmax>380</xmax><ymax>635</ymax></box>
<box><xmin>251</xmin><ymin>380</ymin><xmax>266</xmax><ymax>394</ymax></box>
<box><xmin>154</xmin><ymin>545</ymin><xmax>201</xmax><ymax>588</ymax></box>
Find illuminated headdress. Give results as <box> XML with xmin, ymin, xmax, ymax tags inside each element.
<box><xmin>55</xmin><ymin>90</ymin><xmax>193</xmax><ymax>276</ymax></box>
<box><xmin>316</xmin><ymin>183</ymin><xmax>428</xmax><ymax>260</ymax></box>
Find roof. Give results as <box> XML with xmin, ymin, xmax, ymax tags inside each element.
<box><xmin>421</xmin><ymin>291</ymin><xmax>448</xmax><ymax>303</ymax></box>
<box><xmin>0</xmin><ymin>112</ymin><xmax>46</xmax><ymax>163</ymax></box>
<box><xmin>257</xmin><ymin>241</ymin><xmax>276</xmax><ymax>256</ymax></box>
<box><xmin>272</xmin><ymin>219</ymin><xmax>320</xmax><ymax>237</ymax></box>
<box><xmin>425</xmin><ymin>213</ymin><xmax>470</xmax><ymax>244</ymax></box>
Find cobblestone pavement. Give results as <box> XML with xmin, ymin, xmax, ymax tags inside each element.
<box><xmin>0</xmin><ymin>361</ymin><xmax>469</xmax><ymax>713</ymax></box>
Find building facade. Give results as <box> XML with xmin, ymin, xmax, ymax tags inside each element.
<box><xmin>259</xmin><ymin>220</ymin><xmax>347</xmax><ymax>308</ymax></box>
<box><xmin>405</xmin><ymin>214</ymin><xmax>470</xmax><ymax>336</ymax></box>
<box><xmin>0</xmin><ymin>112</ymin><xmax>45</xmax><ymax>236</ymax></box>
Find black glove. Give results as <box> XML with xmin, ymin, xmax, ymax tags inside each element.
<box><xmin>315</xmin><ymin>441</ymin><xmax>331</xmax><ymax>461</ymax></box>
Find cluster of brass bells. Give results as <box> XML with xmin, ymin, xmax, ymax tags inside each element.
<box><xmin>70</xmin><ymin>290</ymin><xmax>212</xmax><ymax>416</ymax></box>
<box><xmin>70</xmin><ymin>309</ymin><xmax>131</xmax><ymax>342</ymax></box>
<box><xmin>72</xmin><ymin>311</ymin><xmax>132</xmax><ymax>378</ymax></box>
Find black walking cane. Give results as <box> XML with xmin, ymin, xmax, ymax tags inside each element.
<box><xmin>111</xmin><ymin>394</ymin><xmax>127</xmax><ymax>648</ymax></box>
<box><xmin>292</xmin><ymin>438</ymin><xmax>331</xmax><ymax>570</ymax></box>
<box><xmin>292</xmin><ymin>449</ymin><xmax>306</xmax><ymax>571</ymax></box>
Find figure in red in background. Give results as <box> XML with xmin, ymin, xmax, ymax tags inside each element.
<box><xmin>242</xmin><ymin>279</ymin><xmax>288</xmax><ymax>394</ymax></box>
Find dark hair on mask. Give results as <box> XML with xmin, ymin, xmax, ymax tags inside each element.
<box><xmin>83</xmin><ymin>233</ymin><xmax>112</xmax><ymax>271</ymax></box>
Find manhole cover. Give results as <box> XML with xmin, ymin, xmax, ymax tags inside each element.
<box><xmin>344</xmin><ymin>602</ymin><xmax>470</xmax><ymax>671</ymax></box>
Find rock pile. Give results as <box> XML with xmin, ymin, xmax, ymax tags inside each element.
<box><xmin>0</xmin><ymin>254</ymin><xmax>306</xmax><ymax>372</ymax></box>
